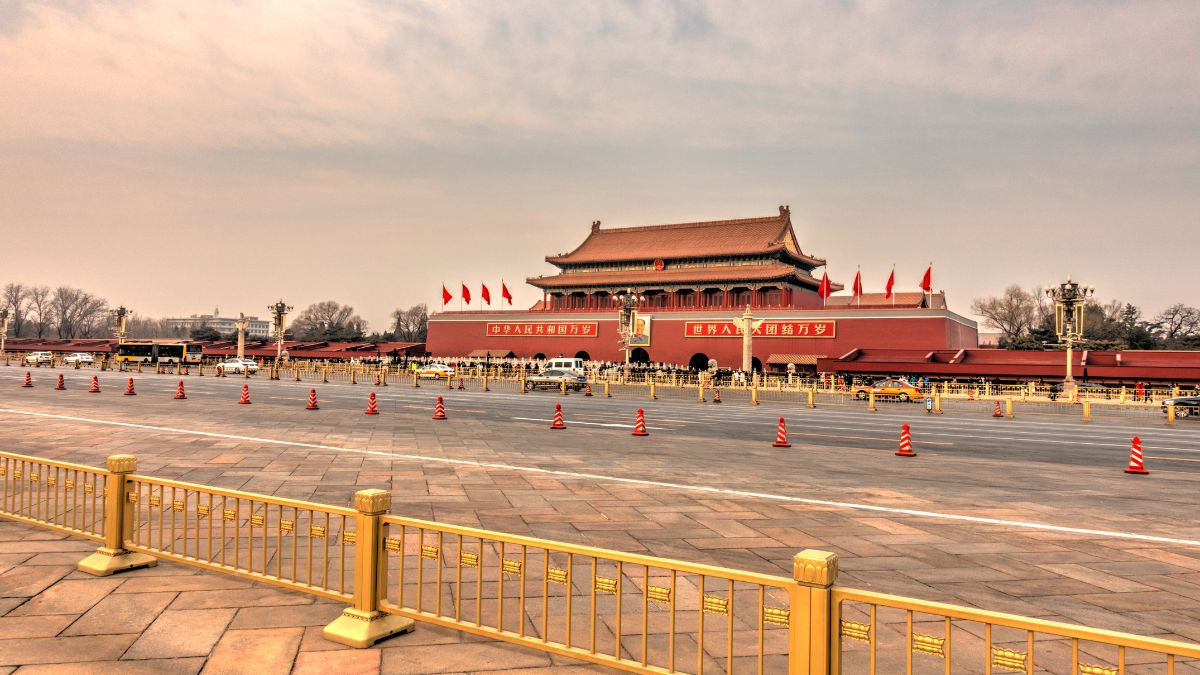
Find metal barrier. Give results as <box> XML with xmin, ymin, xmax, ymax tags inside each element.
<box><xmin>2</xmin><ymin>449</ymin><xmax>1199</xmax><ymax>673</ymax></box>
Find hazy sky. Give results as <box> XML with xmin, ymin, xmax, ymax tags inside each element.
<box><xmin>2</xmin><ymin>0</ymin><xmax>1197</xmax><ymax>331</ymax></box>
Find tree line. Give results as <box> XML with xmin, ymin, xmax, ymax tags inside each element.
<box><xmin>2</xmin><ymin>282</ymin><xmax>428</xmax><ymax>344</ymax></box>
<box><xmin>972</xmin><ymin>285</ymin><xmax>1199</xmax><ymax>350</ymax></box>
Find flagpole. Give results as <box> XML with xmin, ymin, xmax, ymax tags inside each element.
<box><xmin>892</xmin><ymin>264</ymin><xmax>895</xmax><ymax>308</ymax></box>
<box><xmin>856</xmin><ymin>265</ymin><xmax>861</xmax><ymax>307</ymax></box>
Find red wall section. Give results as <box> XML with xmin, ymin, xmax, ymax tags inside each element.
<box><xmin>428</xmin><ymin>310</ymin><xmax>978</xmax><ymax>366</ymax></box>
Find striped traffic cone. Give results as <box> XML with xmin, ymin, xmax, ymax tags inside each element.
<box><xmin>21</xmin><ymin>371</ymin><xmax>32</xmax><ymax>388</ymax></box>
<box><xmin>457</xmin><ymin>378</ymin><xmax>465</xmax><ymax>391</ymax></box>
<box><xmin>183</xmin><ymin>366</ymin><xmax>189</xmax><ymax>376</ymax></box>
<box><xmin>174</xmin><ymin>380</ymin><xmax>186</xmax><ymax>400</ymax></box>
<box><xmin>237</xmin><ymin>383</ymin><xmax>251</xmax><ymax>404</ymax></box>
<box><xmin>55</xmin><ymin>374</ymin><xmax>65</xmax><ymax>391</ymax></box>
<box><xmin>364</xmin><ymin>391</ymin><xmax>379</xmax><ymax>415</ymax></box>
<box><xmin>124</xmin><ymin>377</ymin><xmax>137</xmax><ymax>396</ymax></box>
<box><xmin>584</xmin><ymin>383</ymin><xmax>593</xmax><ymax>397</ymax></box>
<box><xmin>1125</xmin><ymin>436</ymin><xmax>1148</xmax><ymax>475</ymax></box>
<box><xmin>549</xmin><ymin>403</ymin><xmax>566</xmax><ymax>430</ymax></box>
<box><xmin>713</xmin><ymin>389</ymin><xmax>721</xmax><ymax>404</ymax></box>
<box><xmin>374</xmin><ymin>374</ymin><xmax>381</xmax><ymax>386</ymax></box>
<box><xmin>772</xmin><ymin>417</ymin><xmax>791</xmax><ymax>447</ymax></box>
<box><xmin>992</xmin><ymin>400</ymin><xmax>1002</xmax><ymax>418</ymax></box>
<box><xmin>306</xmin><ymin>389</ymin><xmax>319</xmax><ymax>410</ymax></box>
<box><xmin>632</xmin><ymin>408</ymin><xmax>649</xmax><ymax>436</ymax></box>
<box><xmin>433</xmin><ymin>396</ymin><xmax>447</xmax><ymax>420</ymax></box>
<box><xmin>88</xmin><ymin>376</ymin><xmax>101</xmax><ymax>393</ymax></box>
<box><xmin>896</xmin><ymin>423</ymin><xmax>916</xmax><ymax>457</ymax></box>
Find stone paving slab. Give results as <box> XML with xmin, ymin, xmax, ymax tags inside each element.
<box><xmin>0</xmin><ymin>521</ymin><xmax>612</xmax><ymax>673</ymax></box>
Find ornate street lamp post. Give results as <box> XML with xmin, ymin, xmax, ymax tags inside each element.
<box><xmin>112</xmin><ymin>306</ymin><xmax>128</xmax><ymax>345</ymax></box>
<box><xmin>0</xmin><ymin>308</ymin><xmax>9</xmax><ymax>358</ymax></box>
<box><xmin>1044</xmin><ymin>276</ymin><xmax>1094</xmax><ymax>397</ymax></box>
<box><xmin>612</xmin><ymin>288</ymin><xmax>646</xmax><ymax>376</ymax></box>
<box><xmin>269</xmin><ymin>300</ymin><xmax>293</xmax><ymax>363</ymax></box>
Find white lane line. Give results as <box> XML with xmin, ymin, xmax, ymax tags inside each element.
<box><xmin>2</xmin><ymin>406</ymin><xmax>1198</xmax><ymax>548</ymax></box>
<box><xmin>510</xmin><ymin>416</ymin><xmax>667</xmax><ymax>430</ymax></box>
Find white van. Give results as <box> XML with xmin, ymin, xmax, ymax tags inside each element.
<box><xmin>545</xmin><ymin>357</ymin><xmax>585</xmax><ymax>374</ymax></box>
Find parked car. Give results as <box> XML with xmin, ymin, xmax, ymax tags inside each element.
<box><xmin>416</xmin><ymin>363</ymin><xmax>456</xmax><ymax>379</ymax></box>
<box><xmin>1162</xmin><ymin>396</ymin><xmax>1200</xmax><ymax>419</ymax></box>
<box><xmin>24</xmin><ymin>351</ymin><xmax>53</xmax><ymax>366</ymax></box>
<box><xmin>1048</xmin><ymin>381</ymin><xmax>1109</xmax><ymax>401</ymax></box>
<box><xmin>64</xmin><ymin>352</ymin><xmax>95</xmax><ymax>364</ymax></box>
<box><xmin>524</xmin><ymin>369</ymin><xmax>588</xmax><ymax>391</ymax></box>
<box><xmin>218</xmin><ymin>358</ymin><xmax>259</xmax><ymax>374</ymax></box>
<box><xmin>851</xmin><ymin>378</ymin><xmax>921</xmax><ymax>402</ymax></box>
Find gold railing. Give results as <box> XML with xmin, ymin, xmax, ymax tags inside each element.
<box><xmin>0</xmin><ymin>452</ymin><xmax>108</xmax><ymax>541</ymax></box>
<box><xmin>2</xmin><ymin>449</ymin><xmax>1198</xmax><ymax>673</ymax></box>
<box><xmin>833</xmin><ymin>587</ymin><xmax>1200</xmax><ymax>674</ymax></box>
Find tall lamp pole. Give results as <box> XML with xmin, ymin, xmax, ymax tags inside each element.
<box><xmin>612</xmin><ymin>288</ymin><xmax>645</xmax><ymax>377</ymax></box>
<box><xmin>0</xmin><ymin>308</ymin><xmax>9</xmax><ymax>358</ymax></box>
<box><xmin>1044</xmin><ymin>276</ymin><xmax>1094</xmax><ymax>396</ymax></box>
<box><xmin>112</xmin><ymin>306</ymin><xmax>128</xmax><ymax>345</ymax></box>
<box><xmin>269</xmin><ymin>300</ymin><xmax>292</xmax><ymax>363</ymax></box>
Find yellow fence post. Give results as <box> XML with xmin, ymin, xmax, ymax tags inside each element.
<box><xmin>294</xmin><ymin>366</ymin><xmax>301</xmax><ymax>382</ymax></box>
<box><xmin>447</xmin><ymin>373</ymin><xmax>453</xmax><ymax>390</ymax></box>
<box><xmin>807</xmin><ymin>387</ymin><xmax>815</xmax><ymax>409</ymax></box>
<box><xmin>1167</xmin><ymin>402</ymin><xmax>1176</xmax><ymax>427</ymax></box>
<box><xmin>933</xmin><ymin>390</ymin><xmax>943</xmax><ymax>414</ymax></box>
<box><xmin>1120</xmin><ymin>386</ymin><xmax>1126</xmax><ymax>404</ymax></box>
<box><xmin>751</xmin><ymin>386</ymin><xmax>759</xmax><ymax>405</ymax></box>
<box><xmin>561</xmin><ymin>380</ymin><xmax>567</xmax><ymax>396</ymax></box>
<box><xmin>789</xmin><ymin>549</ymin><xmax>838</xmax><ymax>675</ymax></box>
<box><xmin>77</xmin><ymin>454</ymin><xmax>158</xmax><ymax>576</ymax></box>
<box><xmin>413</xmin><ymin>371</ymin><xmax>419</xmax><ymax>388</ymax></box>
<box><xmin>868</xmin><ymin>389</ymin><xmax>876</xmax><ymax>412</ymax></box>
<box><xmin>1082</xmin><ymin>399</ymin><xmax>1091</xmax><ymax>422</ymax></box>
<box><xmin>649</xmin><ymin>381</ymin><xmax>656</xmax><ymax>400</ymax></box>
<box><xmin>323</xmin><ymin>489</ymin><xmax>415</xmax><ymax>648</ymax></box>
<box><xmin>482</xmin><ymin>374</ymin><xmax>489</xmax><ymax>391</ymax></box>
<box><xmin>350</xmin><ymin>368</ymin><xmax>357</xmax><ymax>385</ymax></box>
<box><xmin>380</xmin><ymin>368</ymin><xmax>387</xmax><ymax>386</ymax></box>
<box><xmin>604</xmin><ymin>381</ymin><xmax>610</xmax><ymax>398</ymax></box>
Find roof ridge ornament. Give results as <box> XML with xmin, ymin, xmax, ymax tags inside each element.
<box><xmin>591</xmin><ymin>220</ymin><xmax>601</xmax><ymax>232</ymax></box>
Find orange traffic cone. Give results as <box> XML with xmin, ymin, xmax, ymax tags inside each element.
<box><xmin>238</xmin><ymin>383</ymin><xmax>251</xmax><ymax>404</ymax></box>
<box><xmin>124</xmin><ymin>377</ymin><xmax>136</xmax><ymax>396</ymax></box>
<box><xmin>21</xmin><ymin>371</ymin><xmax>32</xmax><ymax>388</ymax></box>
<box><xmin>374</xmin><ymin>374</ymin><xmax>381</xmax><ymax>386</ymax></box>
<box><xmin>183</xmin><ymin>366</ymin><xmax>189</xmax><ymax>376</ymax></box>
<box><xmin>896</xmin><ymin>423</ymin><xmax>916</xmax><ymax>457</ymax></box>
<box><xmin>306</xmin><ymin>388</ymin><xmax>319</xmax><ymax>410</ymax></box>
<box><xmin>55</xmin><ymin>374</ymin><xmax>65</xmax><ymax>391</ymax></box>
<box><xmin>364</xmin><ymin>391</ymin><xmax>379</xmax><ymax>415</ymax></box>
<box><xmin>550</xmin><ymin>403</ymin><xmax>566</xmax><ymax>430</ymax></box>
<box><xmin>992</xmin><ymin>400</ymin><xmax>1003</xmax><ymax>418</ymax></box>
<box><xmin>772</xmin><ymin>417</ymin><xmax>791</xmax><ymax>447</ymax></box>
<box><xmin>174</xmin><ymin>380</ymin><xmax>186</xmax><ymax>400</ymax></box>
<box><xmin>1125</xmin><ymin>436</ymin><xmax>1148</xmax><ymax>475</ymax></box>
<box><xmin>88</xmin><ymin>376</ymin><xmax>101</xmax><ymax>393</ymax></box>
<box><xmin>433</xmin><ymin>396</ymin><xmax>447</xmax><ymax>420</ymax></box>
<box><xmin>584</xmin><ymin>383</ymin><xmax>592</xmax><ymax>397</ymax></box>
<box><xmin>713</xmin><ymin>389</ymin><xmax>722</xmax><ymax>404</ymax></box>
<box><xmin>632</xmin><ymin>408</ymin><xmax>649</xmax><ymax>436</ymax></box>
<box><xmin>457</xmin><ymin>378</ymin><xmax>465</xmax><ymax>391</ymax></box>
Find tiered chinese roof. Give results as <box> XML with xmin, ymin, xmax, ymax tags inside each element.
<box><xmin>528</xmin><ymin>206</ymin><xmax>840</xmax><ymax>292</ymax></box>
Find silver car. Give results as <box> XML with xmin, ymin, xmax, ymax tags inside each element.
<box><xmin>219</xmin><ymin>358</ymin><xmax>260</xmax><ymax>374</ymax></box>
<box><xmin>524</xmin><ymin>369</ymin><xmax>588</xmax><ymax>391</ymax></box>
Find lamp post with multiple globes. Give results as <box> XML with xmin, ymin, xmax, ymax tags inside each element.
<box><xmin>1044</xmin><ymin>276</ymin><xmax>1094</xmax><ymax>397</ymax></box>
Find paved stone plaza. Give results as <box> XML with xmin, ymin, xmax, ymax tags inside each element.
<box><xmin>2</xmin><ymin>367</ymin><xmax>1199</xmax><ymax>672</ymax></box>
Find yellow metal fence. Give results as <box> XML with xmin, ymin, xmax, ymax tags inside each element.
<box><xmin>3</xmin><ymin>450</ymin><xmax>1199</xmax><ymax>672</ymax></box>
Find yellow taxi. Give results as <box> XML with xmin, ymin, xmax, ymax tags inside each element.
<box><xmin>851</xmin><ymin>378</ymin><xmax>921</xmax><ymax>402</ymax></box>
<box><xmin>415</xmin><ymin>363</ymin><xmax>456</xmax><ymax>379</ymax></box>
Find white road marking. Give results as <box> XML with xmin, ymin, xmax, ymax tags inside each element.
<box><xmin>1</xmin><ymin>406</ymin><xmax>1198</xmax><ymax>548</ymax></box>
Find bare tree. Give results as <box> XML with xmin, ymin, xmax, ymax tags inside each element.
<box><xmin>26</xmin><ymin>286</ymin><xmax>52</xmax><ymax>339</ymax></box>
<box><xmin>1153</xmin><ymin>304</ymin><xmax>1200</xmax><ymax>346</ymax></box>
<box><xmin>2</xmin><ymin>283</ymin><xmax>28</xmax><ymax>337</ymax></box>
<box><xmin>290</xmin><ymin>301</ymin><xmax>368</xmax><ymax>341</ymax></box>
<box><xmin>391</xmin><ymin>303</ymin><xmax>428</xmax><ymax>342</ymax></box>
<box><xmin>50</xmin><ymin>286</ymin><xmax>109</xmax><ymax>338</ymax></box>
<box><xmin>971</xmin><ymin>285</ymin><xmax>1039</xmax><ymax>342</ymax></box>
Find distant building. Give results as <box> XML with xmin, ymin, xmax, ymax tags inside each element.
<box><xmin>166</xmin><ymin>307</ymin><xmax>272</xmax><ymax>338</ymax></box>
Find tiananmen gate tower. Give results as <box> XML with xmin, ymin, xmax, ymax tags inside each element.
<box><xmin>427</xmin><ymin>206</ymin><xmax>978</xmax><ymax>371</ymax></box>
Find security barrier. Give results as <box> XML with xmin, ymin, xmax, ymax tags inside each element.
<box><xmin>3</xmin><ymin>449</ymin><xmax>1199</xmax><ymax>673</ymax></box>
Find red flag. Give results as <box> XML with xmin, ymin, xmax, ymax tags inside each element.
<box><xmin>919</xmin><ymin>264</ymin><xmax>932</xmax><ymax>293</ymax></box>
<box><xmin>481</xmin><ymin>283</ymin><xmax>491</xmax><ymax>305</ymax></box>
<box><xmin>852</xmin><ymin>269</ymin><xmax>862</xmax><ymax>298</ymax></box>
<box><xmin>441</xmin><ymin>284</ymin><xmax>452</xmax><ymax>306</ymax></box>
<box><xmin>501</xmin><ymin>281</ymin><xmax>513</xmax><ymax>305</ymax></box>
<box><xmin>461</xmin><ymin>283</ymin><xmax>471</xmax><ymax>305</ymax></box>
<box><xmin>818</xmin><ymin>272</ymin><xmax>831</xmax><ymax>300</ymax></box>
<box><xmin>885</xmin><ymin>267</ymin><xmax>895</xmax><ymax>299</ymax></box>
